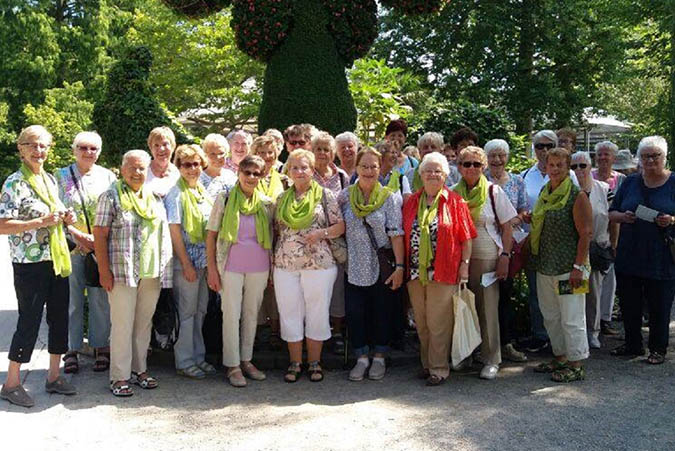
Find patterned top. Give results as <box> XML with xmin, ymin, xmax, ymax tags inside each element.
<box><xmin>485</xmin><ymin>170</ymin><xmax>527</xmax><ymax>212</ymax></box>
<box><xmin>0</xmin><ymin>170</ymin><xmax>56</xmax><ymax>263</ymax></box>
<box><xmin>274</xmin><ymin>188</ymin><xmax>343</xmax><ymax>271</ymax></box>
<box><xmin>409</xmin><ymin>217</ymin><xmax>439</xmax><ymax>280</ymax></box>
<box><xmin>313</xmin><ymin>163</ymin><xmax>349</xmax><ymax>194</ymax></box>
<box><xmin>535</xmin><ymin>183</ymin><xmax>581</xmax><ymax>276</ymax></box>
<box><xmin>223</xmin><ymin>158</ymin><xmax>239</xmax><ymax>173</ymax></box>
<box><xmin>205</xmin><ymin>170</ymin><xmax>237</xmax><ymax>199</ymax></box>
<box><xmin>164</xmin><ymin>183</ymin><xmax>214</xmax><ymax>270</ymax></box>
<box><xmin>94</xmin><ymin>186</ymin><xmax>173</xmax><ymax>288</ymax></box>
<box><xmin>337</xmin><ymin>188</ymin><xmax>404</xmax><ymax>286</ymax></box>
<box><xmin>54</xmin><ymin>164</ymin><xmax>117</xmax><ymax>253</ymax></box>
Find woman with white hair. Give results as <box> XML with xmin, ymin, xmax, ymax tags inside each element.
<box><xmin>406</xmin><ymin>132</ymin><xmax>460</xmax><ymax>192</ymax></box>
<box><xmin>609</xmin><ymin>136</ymin><xmax>675</xmax><ymax>364</ymax></box>
<box><xmin>571</xmin><ymin>152</ymin><xmax>616</xmax><ymax>349</ymax></box>
<box><xmin>335</xmin><ymin>132</ymin><xmax>359</xmax><ymax>177</ymax></box>
<box><xmin>483</xmin><ymin>139</ymin><xmax>528</xmax><ymax>362</ymax></box>
<box><xmin>55</xmin><ymin>131</ymin><xmax>117</xmax><ymax>374</ymax></box>
<box><xmin>200</xmin><ymin>133</ymin><xmax>235</xmax><ymax>190</ymax></box>
<box><xmin>94</xmin><ymin>150</ymin><xmax>173</xmax><ymax>397</ymax></box>
<box><xmin>224</xmin><ymin>130</ymin><xmax>252</xmax><ymax>173</ymax></box>
<box><xmin>403</xmin><ymin>152</ymin><xmax>476</xmax><ymax>386</ymax></box>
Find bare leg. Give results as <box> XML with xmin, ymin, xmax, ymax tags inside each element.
<box><xmin>287</xmin><ymin>341</ymin><xmax>303</xmax><ymax>363</ymax></box>
<box><xmin>306</xmin><ymin>338</ymin><xmax>323</xmax><ymax>363</ymax></box>
<box><xmin>4</xmin><ymin>361</ymin><xmax>22</xmax><ymax>388</ymax></box>
<box><xmin>47</xmin><ymin>354</ymin><xmax>61</xmax><ymax>383</ymax></box>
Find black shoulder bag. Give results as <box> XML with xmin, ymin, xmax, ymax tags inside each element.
<box><xmin>639</xmin><ymin>176</ymin><xmax>675</xmax><ymax>264</ymax></box>
<box><xmin>361</xmin><ymin>216</ymin><xmax>396</xmax><ymax>285</ymax></box>
<box><xmin>69</xmin><ymin>166</ymin><xmax>101</xmax><ymax>287</ymax></box>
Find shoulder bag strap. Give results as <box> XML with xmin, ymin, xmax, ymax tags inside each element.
<box><xmin>489</xmin><ymin>184</ymin><xmax>501</xmax><ymax>234</ymax></box>
<box><xmin>361</xmin><ymin>216</ymin><xmax>379</xmax><ymax>251</ymax></box>
<box><xmin>69</xmin><ymin>165</ymin><xmax>92</xmax><ymax>234</ymax></box>
<box><xmin>321</xmin><ymin>188</ymin><xmax>333</xmax><ymax>228</ymax></box>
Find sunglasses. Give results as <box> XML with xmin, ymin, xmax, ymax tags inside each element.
<box><xmin>640</xmin><ymin>153</ymin><xmax>662</xmax><ymax>161</ymax></box>
<box><xmin>534</xmin><ymin>143</ymin><xmax>556</xmax><ymax>150</ymax></box>
<box><xmin>77</xmin><ymin>145</ymin><xmax>99</xmax><ymax>152</ymax></box>
<box><xmin>570</xmin><ymin>163</ymin><xmax>588</xmax><ymax>170</ymax></box>
<box><xmin>241</xmin><ymin>170</ymin><xmax>262</xmax><ymax>178</ymax></box>
<box><xmin>461</xmin><ymin>161</ymin><xmax>483</xmax><ymax>168</ymax></box>
<box><xmin>180</xmin><ymin>162</ymin><xmax>201</xmax><ymax>169</ymax></box>
<box><xmin>288</xmin><ymin>140</ymin><xmax>306</xmax><ymax>146</ymax></box>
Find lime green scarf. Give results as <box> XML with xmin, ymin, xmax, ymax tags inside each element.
<box><xmin>277</xmin><ymin>180</ymin><xmax>323</xmax><ymax>230</ymax></box>
<box><xmin>530</xmin><ymin>177</ymin><xmax>573</xmax><ymax>255</ymax></box>
<box><xmin>220</xmin><ymin>183</ymin><xmax>271</xmax><ymax>249</ymax></box>
<box><xmin>417</xmin><ymin>190</ymin><xmax>443</xmax><ymax>286</ymax></box>
<box><xmin>20</xmin><ymin>163</ymin><xmax>72</xmax><ymax>277</ymax></box>
<box><xmin>257</xmin><ymin>168</ymin><xmax>284</xmax><ymax>200</ymax></box>
<box><xmin>349</xmin><ymin>182</ymin><xmax>392</xmax><ymax>218</ymax></box>
<box><xmin>453</xmin><ymin>175</ymin><xmax>489</xmax><ymax>223</ymax></box>
<box><xmin>385</xmin><ymin>171</ymin><xmax>400</xmax><ymax>193</ymax></box>
<box><xmin>116</xmin><ymin>180</ymin><xmax>161</xmax><ymax>276</ymax></box>
<box><xmin>412</xmin><ymin>168</ymin><xmax>423</xmax><ymax>192</ymax></box>
<box><xmin>178</xmin><ymin>177</ymin><xmax>212</xmax><ymax>244</ymax></box>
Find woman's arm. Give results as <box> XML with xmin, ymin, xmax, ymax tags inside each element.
<box><xmin>571</xmin><ymin>192</ymin><xmax>593</xmax><ymax>288</ymax></box>
<box><xmin>458</xmin><ymin>239</ymin><xmax>472</xmax><ymax>284</ymax></box>
<box><xmin>495</xmin><ymin>221</ymin><xmax>513</xmax><ymax>279</ymax></box>
<box><xmin>169</xmin><ymin>224</ymin><xmax>197</xmax><ymax>283</ymax></box>
<box><xmin>0</xmin><ymin>214</ymin><xmax>60</xmax><ymax>235</ymax></box>
<box><xmin>93</xmin><ymin>226</ymin><xmax>114</xmax><ymax>292</ymax></box>
<box><xmin>205</xmin><ymin>230</ymin><xmax>221</xmax><ymax>292</ymax></box>
<box><xmin>384</xmin><ymin>235</ymin><xmax>405</xmax><ymax>290</ymax></box>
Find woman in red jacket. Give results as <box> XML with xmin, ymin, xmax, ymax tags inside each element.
<box><xmin>403</xmin><ymin>152</ymin><xmax>476</xmax><ymax>386</ymax></box>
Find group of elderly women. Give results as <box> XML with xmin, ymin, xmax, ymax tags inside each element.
<box><xmin>1</xmin><ymin>122</ymin><xmax>673</xmax><ymax>407</ymax></box>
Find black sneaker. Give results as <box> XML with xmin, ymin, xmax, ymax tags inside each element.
<box><xmin>525</xmin><ymin>338</ymin><xmax>550</xmax><ymax>353</ymax></box>
<box><xmin>332</xmin><ymin>334</ymin><xmax>345</xmax><ymax>355</ymax></box>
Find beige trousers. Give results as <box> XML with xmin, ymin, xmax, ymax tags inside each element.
<box><xmin>407</xmin><ymin>280</ymin><xmax>458</xmax><ymax>379</ymax></box>
<box><xmin>220</xmin><ymin>270</ymin><xmax>269</xmax><ymax>367</ymax></box>
<box><xmin>468</xmin><ymin>258</ymin><xmax>501</xmax><ymax>365</ymax></box>
<box><xmin>108</xmin><ymin>278</ymin><xmax>161</xmax><ymax>382</ymax></box>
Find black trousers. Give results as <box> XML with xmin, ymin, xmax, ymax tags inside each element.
<box><xmin>9</xmin><ymin>262</ymin><xmax>70</xmax><ymax>363</ymax></box>
<box><xmin>498</xmin><ymin>278</ymin><xmax>517</xmax><ymax>343</ymax></box>
<box><xmin>345</xmin><ymin>278</ymin><xmax>394</xmax><ymax>355</ymax></box>
<box><xmin>616</xmin><ymin>273</ymin><xmax>675</xmax><ymax>355</ymax></box>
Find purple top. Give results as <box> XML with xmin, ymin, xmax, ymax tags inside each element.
<box><xmin>224</xmin><ymin>214</ymin><xmax>270</xmax><ymax>273</ymax></box>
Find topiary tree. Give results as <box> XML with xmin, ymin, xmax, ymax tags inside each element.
<box><xmin>162</xmin><ymin>0</ymin><xmax>447</xmax><ymax>135</ymax></box>
<box><xmin>92</xmin><ymin>45</ymin><xmax>190</xmax><ymax>166</ymax></box>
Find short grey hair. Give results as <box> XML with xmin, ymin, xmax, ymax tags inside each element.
<box><xmin>419</xmin><ymin>151</ymin><xmax>450</xmax><ymax>176</ymax></box>
<box><xmin>571</xmin><ymin>151</ymin><xmax>592</xmax><ymax>165</ymax></box>
<box><xmin>417</xmin><ymin>132</ymin><xmax>444</xmax><ymax>149</ymax></box>
<box><xmin>201</xmin><ymin>133</ymin><xmax>229</xmax><ymax>152</ymax></box>
<box><xmin>335</xmin><ymin>131</ymin><xmax>359</xmax><ymax>147</ymax></box>
<box><xmin>484</xmin><ymin>139</ymin><xmax>510</xmax><ymax>157</ymax></box>
<box><xmin>637</xmin><ymin>135</ymin><xmax>668</xmax><ymax>159</ymax></box>
<box><xmin>71</xmin><ymin>131</ymin><xmax>102</xmax><ymax>151</ymax></box>
<box><xmin>122</xmin><ymin>149</ymin><xmax>151</xmax><ymax>167</ymax></box>
<box><xmin>594</xmin><ymin>140</ymin><xmax>618</xmax><ymax>155</ymax></box>
<box><xmin>227</xmin><ymin>129</ymin><xmax>253</xmax><ymax>146</ymax></box>
<box><xmin>533</xmin><ymin>130</ymin><xmax>558</xmax><ymax>146</ymax></box>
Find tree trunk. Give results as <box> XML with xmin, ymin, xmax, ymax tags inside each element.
<box><xmin>257</xmin><ymin>0</ymin><xmax>357</xmax><ymax>136</ymax></box>
<box><xmin>513</xmin><ymin>0</ymin><xmax>536</xmax><ymax>135</ymax></box>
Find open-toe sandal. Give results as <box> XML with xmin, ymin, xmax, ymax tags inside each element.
<box><xmin>131</xmin><ymin>372</ymin><xmax>158</xmax><ymax>389</ymax></box>
<box><xmin>110</xmin><ymin>381</ymin><xmax>133</xmax><ymax>397</ymax></box>
<box><xmin>426</xmin><ymin>374</ymin><xmax>445</xmax><ymax>386</ymax></box>
<box><xmin>93</xmin><ymin>350</ymin><xmax>110</xmax><ymax>372</ymax></box>
<box><xmin>551</xmin><ymin>365</ymin><xmax>585</xmax><ymax>383</ymax></box>
<box><xmin>63</xmin><ymin>352</ymin><xmax>79</xmax><ymax>374</ymax></box>
<box><xmin>284</xmin><ymin>362</ymin><xmax>302</xmax><ymax>383</ymax></box>
<box><xmin>308</xmin><ymin>361</ymin><xmax>324</xmax><ymax>382</ymax></box>
<box><xmin>534</xmin><ymin>360</ymin><xmax>567</xmax><ymax>373</ymax></box>
<box><xmin>646</xmin><ymin>352</ymin><xmax>665</xmax><ymax>365</ymax></box>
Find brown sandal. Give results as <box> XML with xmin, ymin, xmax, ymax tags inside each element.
<box><xmin>284</xmin><ymin>362</ymin><xmax>302</xmax><ymax>383</ymax></box>
<box><xmin>93</xmin><ymin>350</ymin><xmax>110</xmax><ymax>372</ymax></box>
<box><xmin>63</xmin><ymin>352</ymin><xmax>79</xmax><ymax>374</ymax></box>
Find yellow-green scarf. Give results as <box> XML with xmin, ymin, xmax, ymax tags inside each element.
<box><xmin>417</xmin><ymin>190</ymin><xmax>443</xmax><ymax>286</ymax></box>
<box><xmin>385</xmin><ymin>171</ymin><xmax>400</xmax><ymax>193</ymax></box>
<box><xmin>20</xmin><ymin>163</ymin><xmax>72</xmax><ymax>277</ymax></box>
<box><xmin>412</xmin><ymin>168</ymin><xmax>423</xmax><ymax>192</ymax></box>
<box><xmin>530</xmin><ymin>177</ymin><xmax>573</xmax><ymax>255</ymax></box>
<box><xmin>453</xmin><ymin>175</ymin><xmax>489</xmax><ymax>223</ymax></box>
<box><xmin>178</xmin><ymin>177</ymin><xmax>212</xmax><ymax>244</ymax></box>
<box><xmin>116</xmin><ymin>180</ymin><xmax>160</xmax><ymax>276</ymax></box>
<box><xmin>349</xmin><ymin>182</ymin><xmax>392</xmax><ymax>218</ymax></box>
<box><xmin>277</xmin><ymin>180</ymin><xmax>323</xmax><ymax>230</ymax></box>
<box><xmin>257</xmin><ymin>168</ymin><xmax>284</xmax><ymax>200</ymax></box>
<box><xmin>220</xmin><ymin>183</ymin><xmax>271</xmax><ymax>249</ymax></box>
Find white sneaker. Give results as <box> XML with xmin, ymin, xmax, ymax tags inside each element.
<box><xmin>349</xmin><ymin>358</ymin><xmax>369</xmax><ymax>381</ymax></box>
<box><xmin>368</xmin><ymin>357</ymin><xmax>386</xmax><ymax>380</ymax></box>
<box><xmin>479</xmin><ymin>364</ymin><xmax>499</xmax><ymax>380</ymax></box>
<box><xmin>588</xmin><ymin>335</ymin><xmax>601</xmax><ymax>349</ymax></box>
<box><xmin>503</xmin><ymin>343</ymin><xmax>527</xmax><ymax>362</ymax></box>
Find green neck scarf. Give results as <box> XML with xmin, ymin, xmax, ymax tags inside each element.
<box><xmin>178</xmin><ymin>177</ymin><xmax>212</xmax><ymax>244</ymax></box>
<box><xmin>257</xmin><ymin>168</ymin><xmax>284</xmax><ymax>200</ymax></box>
<box><xmin>453</xmin><ymin>175</ymin><xmax>489</xmax><ymax>223</ymax></box>
<box><xmin>349</xmin><ymin>182</ymin><xmax>392</xmax><ymax>218</ymax></box>
<box><xmin>385</xmin><ymin>170</ymin><xmax>400</xmax><ymax>193</ymax></box>
<box><xmin>220</xmin><ymin>183</ymin><xmax>271</xmax><ymax>250</ymax></box>
<box><xmin>277</xmin><ymin>180</ymin><xmax>323</xmax><ymax>230</ymax></box>
<box><xmin>530</xmin><ymin>177</ymin><xmax>573</xmax><ymax>255</ymax></box>
<box><xmin>417</xmin><ymin>189</ymin><xmax>443</xmax><ymax>286</ymax></box>
<box><xmin>20</xmin><ymin>163</ymin><xmax>72</xmax><ymax>277</ymax></box>
<box><xmin>116</xmin><ymin>180</ymin><xmax>161</xmax><ymax>274</ymax></box>
<box><xmin>412</xmin><ymin>168</ymin><xmax>423</xmax><ymax>192</ymax></box>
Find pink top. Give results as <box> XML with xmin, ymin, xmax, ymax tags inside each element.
<box><xmin>591</xmin><ymin>168</ymin><xmax>623</xmax><ymax>192</ymax></box>
<box><xmin>224</xmin><ymin>214</ymin><xmax>270</xmax><ymax>273</ymax></box>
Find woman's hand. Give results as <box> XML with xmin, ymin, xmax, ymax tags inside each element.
<box><xmin>521</xmin><ymin>212</ymin><xmax>532</xmax><ymax>224</ymax></box>
<box><xmin>63</xmin><ymin>209</ymin><xmax>77</xmax><ymax>226</ymax></box>
<box><xmin>495</xmin><ymin>255</ymin><xmax>509</xmax><ymax>280</ymax></box>
<box><xmin>182</xmin><ymin>262</ymin><xmax>198</xmax><ymax>283</ymax></box>
<box><xmin>569</xmin><ymin>268</ymin><xmax>584</xmax><ymax>289</ymax></box>
<box><xmin>207</xmin><ymin>266</ymin><xmax>221</xmax><ymax>292</ymax></box>
<box><xmin>100</xmin><ymin>268</ymin><xmax>114</xmax><ymax>292</ymax></box>
<box><xmin>75</xmin><ymin>232</ymin><xmax>95</xmax><ymax>253</ymax></box>
<box><xmin>621</xmin><ymin>210</ymin><xmax>636</xmax><ymax>224</ymax></box>
<box><xmin>458</xmin><ymin>260</ymin><xmax>469</xmax><ymax>284</ymax></box>
<box><xmin>655</xmin><ymin>214</ymin><xmax>674</xmax><ymax>228</ymax></box>
<box><xmin>385</xmin><ymin>267</ymin><xmax>404</xmax><ymax>290</ymax></box>
<box><xmin>41</xmin><ymin>212</ymin><xmax>62</xmax><ymax>227</ymax></box>
<box><xmin>305</xmin><ymin>228</ymin><xmax>326</xmax><ymax>245</ymax></box>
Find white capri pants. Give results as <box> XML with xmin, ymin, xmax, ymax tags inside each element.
<box><xmin>273</xmin><ymin>266</ymin><xmax>337</xmax><ymax>342</ymax></box>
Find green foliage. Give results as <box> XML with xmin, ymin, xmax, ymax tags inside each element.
<box><xmin>347</xmin><ymin>58</ymin><xmax>420</xmax><ymax>144</ymax></box>
<box><xmin>0</xmin><ymin>102</ymin><xmax>18</xmax><ymax>182</ymax></box>
<box><xmin>92</xmin><ymin>46</ymin><xmax>191</xmax><ymax>165</ymax></box>
<box><xmin>381</xmin><ymin>0</ymin><xmax>446</xmax><ymax>15</ymax></box>
<box><xmin>321</xmin><ymin>0</ymin><xmax>378</xmax><ymax>65</ymax></box>
<box><xmin>257</xmin><ymin>0</ymin><xmax>356</xmax><ymax>135</ymax></box>
<box><xmin>160</xmin><ymin>0</ymin><xmax>231</xmax><ymax>18</ymax></box>
<box><xmin>231</xmin><ymin>0</ymin><xmax>293</xmax><ymax>61</ymax></box>
<box><xmin>23</xmin><ymin>82</ymin><xmax>94</xmax><ymax>174</ymax></box>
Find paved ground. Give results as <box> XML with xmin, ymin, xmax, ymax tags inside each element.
<box><xmin>1</xmin><ymin>238</ymin><xmax>674</xmax><ymax>451</ymax></box>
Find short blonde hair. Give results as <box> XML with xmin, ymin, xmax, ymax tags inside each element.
<box><xmin>374</xmin><ymin>140</ymin><xmax>395</xmax><ymax>154</ymax></box>
<box><xmin>147</xmin><ymin>126</ymin><xmax>176</xmax><ymax>150</ymax></box>
<box><xmin>263</xmin><ymin>128</ymin><xmax>285</xmax><ymax>149</ymax></box>
<box><xmin>457</xmin><ymin>146</ymin><xmax>488</xmax><ymax>167</ymax></box>
<box><xmin>287</xmin><ymin>149</ymin><xmax>315</xmax><ymax>169</ymax></box>
<box><xmin>251</xmin><ymin>135</ymin><xmax>280</xmax><ymax>155</ymax></box>
<box><xmin>417</xmin><ymin>132</ymin><xmax>444</xmax><ymax>149</ymax></box>
<box><xmin>173</xmin><ymin>144</ymin><xmax>207</xmax><ymax>169</ymax></box>
<box><xmin>355</xmin><ymin>147</ymin><xmax>382</xmax><ymax>167</ymax></box>
<box><xmin>311</xmin><ymin>131</ymin><xmax>336</xmax><ymax>155</ymax></box>
<box><xmin>544</xmin><ymin>147</ymin><xmax>571</xmax><ymax>168</ymax></box>
<box><xmin>201</xmin><ymin>133</ymin><xmax>229</xmax><ymax>153</ymax></box>
<box><xmin>18</xmin><ymin>125</ymin><xmax>52</xmax><ymax>146</ymax></box>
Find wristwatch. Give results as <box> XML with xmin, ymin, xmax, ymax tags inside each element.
<box><xmin>572</xmin><ymin>263</ymin><xmax>587</xmax><ymax>272</ymax></box>
<box><xmin>323</xmin><ymin>229</ymin><xmax>329</xmax><ymax>238</ymax></box>
<box><xmin>500</xmin><ymin>252</ymin><xmax>511</xmax><ymax>259</ymax></box>
<box><xmin>461</xmin><ymin>258</ymin><xmax>470</xmax><ymax>265</ymax></box>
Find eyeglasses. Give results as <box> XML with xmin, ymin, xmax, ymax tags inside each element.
<box><xmin>460</xmin><ymin>161</ymin><xmax>483</xmax><ymax>168</ymax></box>
<box><xmin>77</xmin><ymin>145</ymin><xmax>99</xmax><ymax>152</ymax></box>
<box><xmin>534</xmin><ymin>143</ymin><xmax>555</xmax><ymax>150</ymax></box>
<box><xmin>358</xmin><ymin>164</ymin><xmax>379</xmax><ymax>171</ymax></box>
<box><xmin>640</xmin><ymin>153</ymin><xmax>662</xmax><ymax>161</ymax></box>
<box><xmin>422</xmin><ymin>169</ymin><xmax>445</xmax><ymax>175</ymax></box>
<box><xmin>241</xmin><ymin>170</ymin><xmax>262</xmax><ymax>178</ymax></box>
<box><xmin>288</xmin><ymin>140</ymin><xmax>306</xmax><ymax>146</ymax></box>
<box><xmin>20</xmin><ymin>142</ymin><xmax>50</xmax><ymax>150</ymax></box>
<box><xmin>570</xmin><ymin>163</ymin><xmax>588</xmax><ymax>170</ymax></box>
<box><xmin>180</xmin><ymin>162</ymin><xmax>201</xmax><ymax>169</ymax></box>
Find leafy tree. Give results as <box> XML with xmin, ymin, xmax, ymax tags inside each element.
<box><xmin>0</xmin><ymin>103</ymin><xmax>18</xmax><ymax>181</ymax></box>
